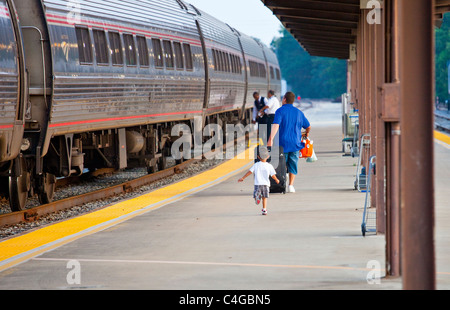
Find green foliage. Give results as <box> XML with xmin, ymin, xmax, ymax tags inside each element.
<box><xmin>435</xmin><ymin>13</ymin><xmax>450</xmax><ymax>101</ymax></box>
<box><xmin>271</xmin><ymin>28</ymin><xmax>347</xmax><ymax>99</ymax></box>
<box><xmin>272</xmin><ymin>16</ymin><xmax>450</xmax><ymax>101</ymax></box>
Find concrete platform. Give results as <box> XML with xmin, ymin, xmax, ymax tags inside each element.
<box><xmin>0</xmin><ymin>124</ymin><xmax>449</xmax><ymax>291</ymax></box>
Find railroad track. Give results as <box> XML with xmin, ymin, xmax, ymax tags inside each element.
<box><xmin>435</xmin><ymin>110</ymin><xmax>450</xmax><ymax>133</ymax></box>
<box><xmin>0</xmin><ymin>159</ymin><xmax>196</xmax><ymax>228</ymax></box>
<box><xmin>0</xmin><ymin>133</ymin><xmax>253</xmax><ymax>230</ymax></box>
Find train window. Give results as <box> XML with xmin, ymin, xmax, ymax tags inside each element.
<box><xmin>226</xmin><ymin>53</ymin><xmax>231</xmax><ymax>73</ymax></box>
<box><xmin>249</xmin><ymin>61</ymin><xmax>267</xmax><ymax>78</ymax></box>
<box><xmin>222</xmin><ymin>52</ymin><xmax>228</xmax><ymax>72</ymax></box>
<box><xmin>173</xmin><ymin>42</ymin><xmax>184</xmax><ymax>70</ymax></box>
<box><xmin>123</xmin><ymin>34</ymin><xmax>137</xmax><ymax>66</ymax></box>
<box><xmin>109</xmin><ymin>31</ymin><xmax>123</xmax><ymax>65</ymax></box>
<box><xmin>220</xmin><ymin>52</ymin><xmax>225</xmax><ymax>72</ymax></box>
<box><xmin>230</xmin><ymin>54</ymin><xmax>235</xmax><ymax>73</ymax></box>
<box><xmin>232</xmin><ymin>55</ymin><xmax>238</xmax><ymax>74</ymax></box>
<box><xmin>216</xmin><ymin>51</ymin><xmax>221</xmax><ymax>71</ymax></box>
<box><xmin>237</xmin><ymin>57</ymin><xmax>242</xmax><ymax>74</ymax></box>
<box><xmin>215</xmin><ymin>50</ymin><xmax>221</xmax><ymax>71</ymax></box>
<box><xmin>222</xmin><ymin>52</ymin><xmax>227</xmax><ymax>72</ymax></box>
<box><xmin>270</xmin><ymin>66</ymin><xmax>275</xmax><ymax>79</ymax></box>
<box><xmin>230</xmin><ymin>54</ymin><xmax>236</xmax><ymax>73</ymax></box>
<box><xmin>92</xmin><ymin>29</ymin><xmax>108</xmax><ymax>65</ymax></box>
<box><xmin>249</xmin><ymin>61</ymin><xmax>255</xmax><ymax>77</ymax></box>
<box><xmin>223</xmin><ymin>52</ymin><xmax>227</xmax><ymax>72</ymax></box>
<box><xmin>152</xmin><ymin>39</ymin><xmax>164</xmax><ymax>68</ymax></box>
<box><xmin>0</xmin><ymin>16</ymin><xmax>16</xmax><ymax>70</ymax></box>
<box><xmin>276</xmin><ymin>68</ymin><xmax>281</xmax><ymax>80</ymax></box>
<box><xmin>214</xmin><ymin>51</ymin><xmax>222</xmax><ymax>71</ymax></box>
<box><xmin>136</xmin><ymin>36</ymin><xmax>149</xmax><ymax>67</ymax></box>
<box><xmin>225</xmin><ymin>53</ymin><xmax>230</xmax><ymax>73</ymax></box>
<box><xmin>75</xmin><ymin>27</ymin><xmax>93</xmax><ymax>64</ymax></box>
<box><xmin>220</xmin><ymin>52</ymin><xmax>227</xmax><ymax>72</ymax></box>
<box><xmin>163</xmin><ymin>40</ymin><xmax>174</xmax><ymax>69</ymax></box>
<box><xmin>212</xmin><ymin>49</ymin><xmax>218</xmax><ymax>71</ymax></box>
<box><xmin>259</xmin><ymin>63</ymin><xmax>266</xmax><ymax>78</ymax></box>
<box><xmin>183</xmin><ymin>44</ymin><xmax>193</xmax><ymax>70</ymax></box>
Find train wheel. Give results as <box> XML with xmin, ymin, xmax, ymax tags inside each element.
<box><xmin>147</xmin><ymin>165</ymin><xmax>156</xmax><ymax>174</ymax></box>
<box><xmin>8</xmin><ymin>157</ymin><xmax>30</xmax><ymax>212</ymax></box>
<box><xmin>158</xmin><ymin>155</ymin><xmax>167</xmax><ymax>171</ymax></box>
<box><xmin>37</xmin><ymin>173</ymin><xmax>56</xmax><ymax>205</ymax></box>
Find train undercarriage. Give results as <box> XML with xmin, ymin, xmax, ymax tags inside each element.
<box><xmin>0</xmin><ymin>109</ymin><xmax>251</xmax><ymax>212</ymax></box>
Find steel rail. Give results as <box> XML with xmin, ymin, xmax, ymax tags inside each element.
<box><xmin>0</xmin><ymin>132</ymin><xmax>253</xmax><ymax>228</ymax></box>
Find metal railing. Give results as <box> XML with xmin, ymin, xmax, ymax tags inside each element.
<box><xmin>354</xmin><ymin>134</ymin><xmax>370</xmax><ymax>192</ymax></box>
<box><xmin>361</xmin><ymin>155</ymin><xmax>377</xmax><ymax>237</ymax></box>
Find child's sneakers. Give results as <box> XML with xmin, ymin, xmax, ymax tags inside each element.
<box><xmin>261</xmin><ymin>209</ymin><xmax>267</xmax><ymax>215</ymax></box>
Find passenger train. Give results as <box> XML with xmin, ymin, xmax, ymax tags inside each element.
<box><xmin>0</xmin><ymin>0</ymin><xmax>282</xmax><ymax>211</ymax></box>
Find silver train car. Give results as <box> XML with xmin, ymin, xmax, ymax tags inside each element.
<box><xmin>0</xmin><ymin>0</ymin><xmax>27</xmax><ymax>209</ymax></box>
<box><xmin>0</xmin><ymin>0</ymin><xmax>282</xmax><ymax>212</ymax></box>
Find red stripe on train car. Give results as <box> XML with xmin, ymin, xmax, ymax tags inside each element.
<box><xmin>48</xmin><ymin>110</ymin><xmax>203</xmax><ymax>128</ymax></box>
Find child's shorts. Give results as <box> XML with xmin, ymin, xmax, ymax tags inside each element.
<box><xmin>253</xmin><ymin>185</ymin><xmax>270</xmax><ymax>199</ymax></box>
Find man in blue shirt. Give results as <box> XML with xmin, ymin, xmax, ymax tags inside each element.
<box><xmin>267</xmin><ymin>92</ymin><xmax>311</xmax><ymax>193</ymax></box>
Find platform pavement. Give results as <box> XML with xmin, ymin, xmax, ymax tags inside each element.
<box><xmin>0</xmin><ymin>125</ymin><xmax>449</xmax><ymax>291</ymax></box>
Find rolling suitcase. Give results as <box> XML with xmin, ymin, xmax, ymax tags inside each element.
<box><xmin>254</xmin><ymin>145</ymin><xmax>287</xmax><ymax>194</ymax></box>
<box><xmin>268</xmin><ymin>146</ymin><xmax>287</xmax><ymax>194</ymax></box>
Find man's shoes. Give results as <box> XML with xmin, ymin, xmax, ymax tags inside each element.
<box><xmin>288</xmin><ymin>185</ymin><xmax>296</xmax><ymax>193</ymax></box>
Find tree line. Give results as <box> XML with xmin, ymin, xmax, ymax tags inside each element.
<box><xmin>435</xmin><ymin>13</ymin><xmax>450</xmax><ymax>103</ymax></box>
<box><xmin>272</xmin><ymin>16</ymin><xmax>450</xmax><ymax>102</ymax></box>
<box><xmin>271</xmin><ymin>28</ymin><xmax>347</xmax><ymax>100</ymax></box>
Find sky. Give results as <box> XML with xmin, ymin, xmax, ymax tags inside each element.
<box><xmin>185</xmin><ymin>0</ymin><xmax>284</xmax><ymax>46</ymax></box>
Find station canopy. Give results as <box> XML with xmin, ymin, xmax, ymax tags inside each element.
<box><xmin>262</xmin><ymin>0</ymin><xmax>450</xmax><ymax>60</ymax></box>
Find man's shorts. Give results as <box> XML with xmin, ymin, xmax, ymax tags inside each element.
<box><xmin>253</xmin><ymin>185</ymin><xmax>270</xmax><ymax>199</ymax></box>
<box><xmin>285</xmin><ymin>151</ymin><xmax>300</xmax><ymax>175</ymax></box>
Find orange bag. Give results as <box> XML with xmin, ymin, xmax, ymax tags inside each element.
<box><xmin>300</xmin><ymin>138</ymin><xmax>314</xmax><ymax>158</ymax></box>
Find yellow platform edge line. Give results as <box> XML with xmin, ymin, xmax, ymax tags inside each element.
<box><xmin>435</xmin><ymin>130</ymin><xmax>450</xmax><ymax>145</ymax></box>
<box><xmin>0</xmin><ymin>147</ymin><xmax>256</xmax><ymax>271</ymax></box>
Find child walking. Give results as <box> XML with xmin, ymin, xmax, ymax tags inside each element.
<box><xmin>238</xmin><ymin>147</ymin><xmax>280</xmax><ymax>215</ymax></box>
